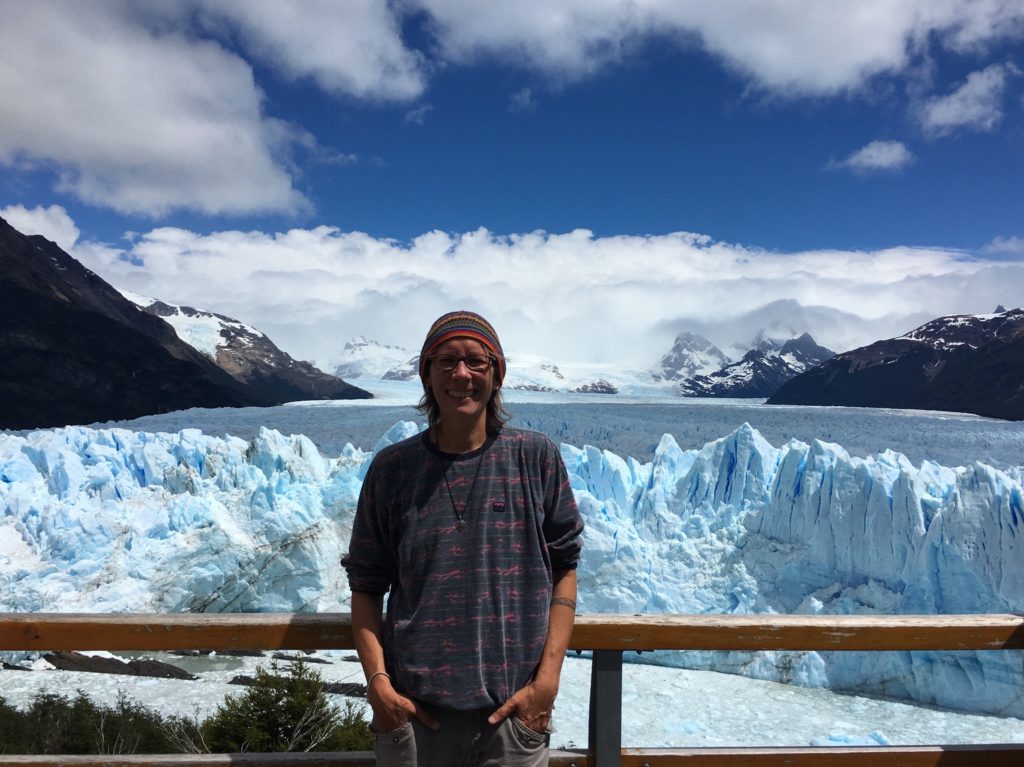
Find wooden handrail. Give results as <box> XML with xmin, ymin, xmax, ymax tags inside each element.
<box><xmin>1</xmin><ymin>613</ymin><xmax>1022</xmax><ymax>767</ymax></box>
<box><xmin>2</xmin><ymin>612</ymin><xmax>1022</xmax><ymax>652</ymax></box>
<box><xmin>4</xmin><ymin>745</ymin><xmax>1024</xmax><ymax>767</ymax></box>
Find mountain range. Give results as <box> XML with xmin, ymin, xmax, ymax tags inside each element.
<box><xmin>651</xmin><ymin>331</ymin><xmax>835</xmax><ymax>397</ymax></box>
<box><xmin>7</xmin><ymin>211</ymin><xmax>1019</xmax><ymax>424</ymax></box>
<box><xmin>0</xmin><ymin>216</ymin><xmax>368</xmax><ymax>430</ymax></box>
<box><xmin>769</xmin><ymin>308</ymin><xmax>1024</xmax><ymax>420</ymax></box>
<box><xmin>335</xmin><ymin>329</ymin><xmax>835</xmax><ymax>399</ymax></box>
<box><xmin>675</xmin><ymin>332</ymin><xmax>835</xmax><ymax>398</ymax></box>
<box><xmin>126</xmin><ymin>293</ymin><xmax>368</xmax><ymax>407</ymax></box>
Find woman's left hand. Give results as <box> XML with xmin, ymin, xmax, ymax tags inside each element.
<box><xmin>488</xmin><ymin>679</ymin><xmax>556</xmax><ymax>732</ymax></box>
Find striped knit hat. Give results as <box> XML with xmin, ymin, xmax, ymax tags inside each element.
<box><xmin>419</xmin><ymin>311</ymin><xmax>506</xmax><ymax>384</ymax></box>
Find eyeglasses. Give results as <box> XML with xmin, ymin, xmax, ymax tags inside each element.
<box><xmin>428</xmin><ymin>353</ymin><xmax>495</xmax><ymax>372</ymax></box>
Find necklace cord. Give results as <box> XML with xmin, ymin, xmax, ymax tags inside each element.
<box><xmin>442</xmin><ymin>450</ymin><xmax>486</xmax><ymax>527</ymax></box>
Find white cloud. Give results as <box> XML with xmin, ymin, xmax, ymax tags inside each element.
<box><xmin>404</xmin><ymin>105</ymin><xmax>434</xmax><ymax>125</ymax></box>
<box><xmin>983</xmin><ymin>235</ymin><xmax>1024</xmax><ymax>256</ymax></box>
<box><xmin>830</xmin><ymin>140</ymin><xmax>915</xmax><ymax>173</ymax></box>
<box><xmin>70</xmin><ymin>221</ymin><xmax>1022</xmax><ymax>369</ymax></box>
<box><xmin>416</xmin><ymin>1</ymin><xmax>1024</xmax><ymax>96</ymax></box>
<box><xmin>198</xmin><ymin>0</ymin><xmax>425</xmax><ymax>101</ymax></box>
<box><xmin>509</xmin><ymin>87</ymin><xmax>536</xmax><ymax>112</ymax></box>
<box><xmin>0</xmin><ymin>3</ymin><xmax>308</xmax><ymax>217</ymax></box>
<box><xmin>2</xmin><ymin>2</ymin><xmax>1022</xmax><ymax>224</ymax></box>
<box><xmin>657</xmin><ymin>299</ymin><xmax>934</xmax><ymax>357</ymax></box>
<box><xmin>918</xmin><ymin>64</ymin><xmax>1010</xmax><ymax>136</ymax></box>
<box><xmin>320</xmin><ymin>152</ymin><xmax>361</xmax><ymax>166</ymax></box>
<box><xmin>1</xmin><ymin>204</ymin><xmax>80</xmax><ymax>250</ymax></box>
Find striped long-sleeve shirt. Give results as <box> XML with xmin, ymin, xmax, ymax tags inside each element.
<box><xmin>342</xmin><ymin>427</ymin><xmax>584</xmax><ymax>710</ymax></box>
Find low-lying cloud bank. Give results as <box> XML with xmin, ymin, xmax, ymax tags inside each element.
<box><xmin>5</xmin><ymin>204</ymin><xmax>1017</xmax><ymax>369</ymax></box>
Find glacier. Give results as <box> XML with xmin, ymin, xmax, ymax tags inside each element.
<box><xmin>1</xmin><ymin>420</ymin><xmax>1022</xmax><ymax>717</ymax></box>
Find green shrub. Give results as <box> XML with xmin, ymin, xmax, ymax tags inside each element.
<box><xmin>202</xmin><ymin>660</ymin><xmax>373</xmax><ymax>753</ymax></box>
<box><xmin>0</xmin><ymin>695</ymin><xmax>26</xmax><ymax>753</ymax></box>
<box><xmin>0</xmin><ymin>660</ymin><xmax>372</xmax><ymax>755</ymax></box>
<box><xmin>0</xmin><ymin>690</ymin><xmax>178</xmax><ymax>754</ymax></box>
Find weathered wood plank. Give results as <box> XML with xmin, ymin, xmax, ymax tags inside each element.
<box><xmin>0</xmin><ymin>755</ymin><xmax>588</xmax><ymax>767</ymax></box>
<box><xmin>2</xmin><ymin>746</ymin><xmax>1023</xmax><ymax>767</ymax></box>
<box><xmin>616</xmin><ymin>744</ymin><xmax>1024</xmax><ymax>766</ymax></box>
<box><xmin>1</xmin><ymin>613</ymin><xmax>1021</xmax><ymax>652</ymax></box>
<box><xmin>0</xmin><ymin>758</ymin><xmax>373</xmax><ymax>767</ymax></box>
<box><xmin>570</xmin><ymin>613</ymin><xmax>1024</xmax><ymax>651</ymax></box>
<box><xmin>0</xmin><ymin>614</ymin><xmax>354</xmax><ymax>652</ymax></box>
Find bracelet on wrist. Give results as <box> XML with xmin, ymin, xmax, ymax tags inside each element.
<box><xmin>367</xmin><ymin>670</ymin><xmax>391</xmax><ymax>688</ymax></box>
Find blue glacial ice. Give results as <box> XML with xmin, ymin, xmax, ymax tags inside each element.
<box><xmin>1</xmin><ymin>420</ymin><xmax>1022</xmax><ymax>717</ymax></box>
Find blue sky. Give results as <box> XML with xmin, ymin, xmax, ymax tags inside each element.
<box><xmin>2</xmin><ymin>2</ymin><xmax>1024</xmax><ymax>367</ymax></box>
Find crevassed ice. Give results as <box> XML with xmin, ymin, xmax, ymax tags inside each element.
<box><xmin>1</xmin><ymin>421</ymin><xmax>1021</xmax><ymax>716</ymax></box>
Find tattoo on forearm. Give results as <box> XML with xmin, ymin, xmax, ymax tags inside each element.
<box><xmin>550</xmin><ymin>596</ymin><xmax>577</xmax><ymax>611</ymax></box>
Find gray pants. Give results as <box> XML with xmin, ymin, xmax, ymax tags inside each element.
<box><xmin>373</xmin><ymin>706</ymin><xmax>549</xmax><ymax>767</ymax></box>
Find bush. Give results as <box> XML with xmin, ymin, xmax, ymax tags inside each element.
<box><xmin>202</xmin><ymin>660</ymin><xmax>373</xmax><ymax>753</ymax></box>
<box><xmin>0</xmin><ymin>690</ymin><xmax>177</xmax><ymax>754</ymax></box>
<box><xmin>0</xmin><ymin>661</ymin><xmax>372</xmax><ymax>755</ymax></box>
<box><xmin>0</xmin><ymin>696</ymin><xmax>25</xmax><ymax>753</ymax></box>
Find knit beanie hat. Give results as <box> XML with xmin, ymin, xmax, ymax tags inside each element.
<box><xmin>419</xmin><ymin>311</ymin><xmax>506</xmax><ymax>384</ymax></box>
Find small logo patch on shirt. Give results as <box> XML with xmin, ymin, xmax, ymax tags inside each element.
<box><xmin>492</xmin><ymin>502</ymin><xmax>506</xmax><ymax>513</ymax></box>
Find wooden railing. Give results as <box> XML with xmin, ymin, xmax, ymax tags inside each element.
<box><xmin>1</xmin><ymin>613</ymin><xmax>1022</xmax><ymax>766</ymax></box>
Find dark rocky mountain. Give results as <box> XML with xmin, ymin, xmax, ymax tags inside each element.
<box><xmin>573</xmin><ymin>379</ymin><xmax>619</xmax><ymax>394</ymax></box>
<box><xmin>135</xmin><ymin>297</ymin><xmax>370</xmax><ymax>405</ymax></box>
<box><xmin>652</xmin><ymin>332</ymin><xmax>731</xmax><ymax>380</ymax></box>
<box><xmin>768</xmin><ymin>309</ymin><xmax>1024</xmax><ymax>420</ymax></box>
<box><xmin>679</xmin><ymin>332</ymin><xmax>834</xmax><ymax>398</ymax></box>
<box><xmin>0</xmin><ymin>216</ymin><xmax>368</xmax><ymax>430</ymax></box>
<box><xmin>381</xmin><ymin>358</ymin><xmax>419</xmax><ymax>381</ymax></box>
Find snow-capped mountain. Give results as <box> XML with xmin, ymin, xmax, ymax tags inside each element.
<box><xmin>651</xmin><ymin>332</ymin><xmax>731</xmax><ymax>380</ymax></box>
<box><xmin>679</xmin><ymin>333</ymin><xmax>834</xmax><ymax>398</ymax></box>
<box><xmin>332</xmin><ymin>337</ymin><xmax>418</xmax><ymax>381</ymax></box>
<box><xmin>895</xmin><ymin>308</ymin><xmax>1023</xmax><ymax>352</ymax></box>
<box><xmin>0</xmin><ymin>215</ymin><xmax>262</xmax><ymax>430</ymax></box>
<box><xmin>2</xmin><ymin>418</ymin><xmax>1021</xmax><ymax>718</ymax></box>
<box><xmin>124</xmin><ymin>294</ymin><xmax>370</xmax><ymax>404</ymax></box>
<box><xmin>333</xmin><ymin>339</ymin><xmax>666</xmax><ymax>395</ymax></box>
<box><xmin>769</xmin><ymin>308</ymin><xmax>1024</xmax><ymax>420</ymax></box>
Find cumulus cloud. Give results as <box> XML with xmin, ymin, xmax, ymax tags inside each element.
<box><xmin>69</xmin><ymin>221</ymin><xmax>1022</xmax><ymax>369</ymax></box>
<box><xmin>198</xmin><ymin>0</ymin><xmax>425</xmax><ymax>101</ymax></box>
<box><xmin>829</xmin><ymin>140</ymin><xmax>915</xmax><ymax>173</ymax></box>
<box><xmin>417</xmin><ymin>1</ymin><xmax>1024</xmax><ymax>96</ymax></box>
<box><xmin>3</xmin><ymin>2</ymin><xmax>1023</xmax><ymax>220</ymax></box>
<box><xmin>0</xmin><ymin>3</ymin><xmax>307</xmax><ymax>217</ymax></box>
<box><xmin>983</xmin><ymin>235</ymin><xmax>1024</xmax><ymax>257</ymax></box>
<box><xmin>918</xmin><ymin>64</ymin><xmax>1011</xmax><ymax>136</ymax></box>
<box><xmin>0</xmin><ymin>204</ymin><xmax>80</xmax><ymax>250</ymax></box>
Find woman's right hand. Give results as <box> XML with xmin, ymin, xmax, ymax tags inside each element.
<box><xmin>368</xmin><ymin>675</ymin><xmax>439</xmax><ymax>732</ymax></box>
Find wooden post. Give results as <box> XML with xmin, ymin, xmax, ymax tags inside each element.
<box><xmin>588</xmin><ymin>650</ymin><xmax>623</xmax><ymax>767</ymax></box>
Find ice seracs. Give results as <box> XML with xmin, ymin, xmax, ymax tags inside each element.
<box><xmin>2</xmin><ymin>419</ymin><xmax>1022</xmax><ymax>717</ymax></box>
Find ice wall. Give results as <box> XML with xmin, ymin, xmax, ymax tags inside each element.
<box><xmin>2</xmin><ymin>421</ymin><xmax>1022</xmax><ymax>716</ymax></box>
<box><xmin>1</xmin><ymin>426</ymin><xmax>364</xmax><ymax>614</ymax></box>
<box><xmin>564</xmin><ymin>423</ymin><xmax>1024</xmax><ymax>716</ymax></box>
